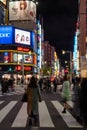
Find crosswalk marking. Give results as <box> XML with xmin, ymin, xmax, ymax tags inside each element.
<box><xmin>12</xmin><ymin>103</ymin><xmax>28</xmax><ymax>127</ymax></box>
<box><xmin>0</xmin><ymin>100</ymin><xmax>83</xmax><ymax>128</ymax></box>
<box><xmin>0</xmin><ymin>101</ymin><xmax>17</xmax><ymax>123</ymax></box>
<box><xmin>67</xmin><ymin>101</ymin><xmax>73</xmax><ymax>108</ymax></box>
<box><xmin>51</xmin><ymin>101</ymin><xmax>83</xmax><ymax>128</ymax></box>
<box><xmin>0</xmin><ymin>101</ymin><xmax>4</xmax><ymax>104</ymax></box>
<box><xmin>39</xmin><ymin>101</ymin><xmax>54</xmax><ymax>127</ymax></box>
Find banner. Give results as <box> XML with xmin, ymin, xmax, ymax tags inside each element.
<box><xmin>9</xmin><ymin>1</ymin><xmax>36</xmax><ymax>22</ymax></box>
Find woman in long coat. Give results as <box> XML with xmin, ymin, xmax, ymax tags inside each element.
<box><xmin>26</xmin><ymin>76</ymin><xmax>41</xmax><ymax>124</ymax></box>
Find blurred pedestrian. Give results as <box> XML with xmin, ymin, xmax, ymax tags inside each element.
<box><xmin>46</xmin><ymin>77</ymin><xmax>51</xmax><ymax>93</ymax></box>
<box><xmin>38</xmin><ymin>78</ymin><xmax>43</xmax><ymax>91</ymax></box>
<box><xmin>53</xmin><ymin>77</ymin><xmax>58</xmax><ymax>92</ymax></box>
<box><xmin>79</xmin><ymin>78</ymin><xmax>87</xmax><ymax>128</ymax></box>
<box><xmin>26</xmin><ymin>76</ymin><xmax>42</xmax><ymax>125</ymax></box>
<box><xmin>72</xmin><ymin>77</ymin><xmax>81</xmax><ymax>122</ymax></box>
<box><xmin>42</xmin><ymin>78</ymin><xmax>47</xmax><ymax>93</ymax></box>
<box><xmin>61</xmin><ymin>75</ymin><xmax>71</xmax><ymax>113</ymax></box>
<box><xmin>8</xmin><ymin>78</ymin><xmax>14</xmax><ymax>91</ymax></box>
<box><xmin>1</xmin><ymin>78</ymin><xmax>6</xmax><ymax>94</ymax></box>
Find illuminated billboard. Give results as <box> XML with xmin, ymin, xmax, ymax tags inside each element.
<box><xmin>37</xmin><ymin>20</ymin><xmax>42</xmax><ymax>69</ymax></box>
<box><xmin>0</xmin><ymin>26</ymin><xmax>13</xmax><ymax>44</ymax></box>
<box><xmin>0</xmin><ymin>52</ymin><xmax>10</xmax><ymax>63</ymax></box>
<box><xmin>0</xmin><ymin>50</ymin><xmax>36</xmax><ymax>65</ymax></box>
<box><xmin>0</xmin><ymin>0</ymin><xmax>6</xmax><ymax>5</ymax></box>
<box><xmin>15</xmin><ymin>29</ymin><xmax>31</xmax><ymax>45</ymax></box>
<box><xmin>0</xmin><ymin>26</ymin><xmax>35</xmax><ymax>48</ymax></box>
<box><xmin>9</xmin><ymin>1</ymin><xmax>36</xmax><ymax>22</ymax></box>
<box><xmin>13</xmin><ymin>53</ymin><xmax>33</xmax><ymax>64</ymax></box>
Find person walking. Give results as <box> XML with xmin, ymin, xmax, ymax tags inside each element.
<box><xmin>46</xmin><ymin>77</ymin><xmax>51</xmax><ymax>93</ymax></box>
<box><xmin>61</xmin><ymin>75</ymin><xmax>71</xmax><ymax>113</ymax></box>
<box><xmin>26</xmin><ymin>76</ymin><xmax>42</xmax><ymax>125</ymax></box>
<box><xmin>38</xmin><ymin>78</ymin><xmax>43</xmax><ymax>91</ymax></box>
<box><xmin>53</xmin><ymin>77</ymin><xmax>58</xmax><ymax>92</ymax></box>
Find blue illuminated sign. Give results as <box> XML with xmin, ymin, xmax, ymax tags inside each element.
<box><xmin>0</xmin><ymin>26</ymin><xmax>13</xmax><ymax>44</ymax></box>
<box><xmin>0</xmin><ymin>26</ymin><xmax>35</xmax><ymax>50</ymax></box>
<box><xmin>31</xmin><ymin>31</ymin><xmax>35</xmax><ymax>48</ymax></box>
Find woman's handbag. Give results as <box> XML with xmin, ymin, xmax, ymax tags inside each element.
<box><xmin>21</xmin><ymin>92</ymin><xmax>27</xmax><ymax>102</ymax></box>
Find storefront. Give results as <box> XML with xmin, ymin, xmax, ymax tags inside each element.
<box><xmin>0</xmin><ymin>26</ymin><xmax>37</xmax><ymax>81</ymax></box>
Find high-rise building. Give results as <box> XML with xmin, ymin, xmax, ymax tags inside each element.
<box><xmin>79</xmin><ymin>0</ymin><xmax>87</xmax><ymax>56</ymax></box>
<box><xmin>0</xmin><ymin>0</ymin><xmax>38</xmax><ymax>80</ymax></box>
<box><xmin>78</xmin><ymin>0</ymin><xmax>87</xmax><ymax>77</ymax></box>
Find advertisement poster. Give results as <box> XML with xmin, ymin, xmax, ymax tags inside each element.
<box><xmin>15</xmin><ymin>29</ymin><xmax>30</xmax><ymax>45</ymax></box>
<box><xmin>9</xmin><ymin>1</ymin><xmax>36</xmax><ymax>22</ymax></box>
<box><xmin>0</xmin><ymin>0</ymin><xmax>6</xmax><ymax>5</ymax></box>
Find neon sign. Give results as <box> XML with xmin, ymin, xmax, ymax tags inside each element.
<box><xmin>0</xmin><ymin>33</ymin><xmax>10</xmax><ymax>38</ymax></box>
<box><xmin>17</xmin><ymin>47</ymin><xmax>30</xmax><ymax>52</ymax></box>
<box><xmin>0</xmin><ymin>26</ymin><xmax>13</xmax><ymax>44</ymax></box>
<box><xmin>15</xmin><ymin>66</ymin><xmax>31</xmax><ymax>71</ymax></box>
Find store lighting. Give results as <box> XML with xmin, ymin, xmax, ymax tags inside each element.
<box><xmin>62</xmin><ymin>50</ymin><xmax>72</xmax><ymax>83</ymax></box>
<box><xmin>36</xmin><ymin>1</ymin><xmax>38</xmax><ymax>5</ymax></box>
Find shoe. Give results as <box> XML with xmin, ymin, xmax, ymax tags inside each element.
<box><xmin>62</xmin><ymin>110</ymin><xmax>66</xmax><ymax>113</ymax></box>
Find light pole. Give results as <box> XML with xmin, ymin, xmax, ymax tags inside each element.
<box><xmin>62</xmin><ymin>50</ymin><xmax>72</xmax><ymax>84</ymax></box>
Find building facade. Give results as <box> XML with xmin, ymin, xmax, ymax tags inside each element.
<box><xmin>0</xmin><ymin>0</ymin><xmax>38</xmax><ymax>81</ymax></box>
<box><xmin>78</xmin><ymin>0</ymin><xmax>87</xmax><ymax>77</ymax></box>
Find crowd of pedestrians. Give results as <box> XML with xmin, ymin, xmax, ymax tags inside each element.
<box><xmin>43</xmin><ymin>74</ymin><xmax>87</xmax><ymax>128</ymax></box>
<box><xmin>0</xmin><ymin>78</ymin><xmax>14</xmax><ymax>94</ymax></box>
<box><xmin>25</xmin><ymin>75</ymin><xmax>87</xmax><ymax>127</ymax></box>
<box><xmin>1</xmin><ymin>74</ymin><xmax>87</xmax><ymax>128</ymax></box>
<box><xmin>38</xmin><ymin>76</ymin><xmax>63</xmax><ymax>93</ymax></box>
<box><xmin>25</xmin><ymin>75</ymin><xmax>62</xmax><ymax>125</ymax></box>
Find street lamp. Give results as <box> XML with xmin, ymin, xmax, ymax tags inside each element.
<box><xmin>62</xmin><ymin>50</ymin><xmax>72</xmax><ymax>83</ymax></box>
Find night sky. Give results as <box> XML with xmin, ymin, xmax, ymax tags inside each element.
<box><xmin>37</xmin><ymin>0</ymin><xmax>78</xmax><ymax>66</ymax></box>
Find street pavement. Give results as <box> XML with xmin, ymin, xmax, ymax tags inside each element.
<box><xmin>0</xmin><ymin>84</ymin><xmax>26</xmax><ymax>96</ymax></box>
<box><xmin>0</xmin><ymin>85</ymin><xmax>86</xmax><ymax>130</ymax></box>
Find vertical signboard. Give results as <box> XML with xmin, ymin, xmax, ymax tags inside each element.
<box><xmin>37</xmin><ymin>20</ymin><xmax>41</xmax><ymax>70</ymax></box>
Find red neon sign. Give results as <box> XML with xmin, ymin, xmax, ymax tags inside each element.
<box><xmin>16</xmin><ymin>66</ymin><xmax>31</xmax><ymax>71</ymax></box>
<box><xmin>17</xmin><ymin>47</ymin><xmax>30</xmax><ymax>52</ymax></box>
